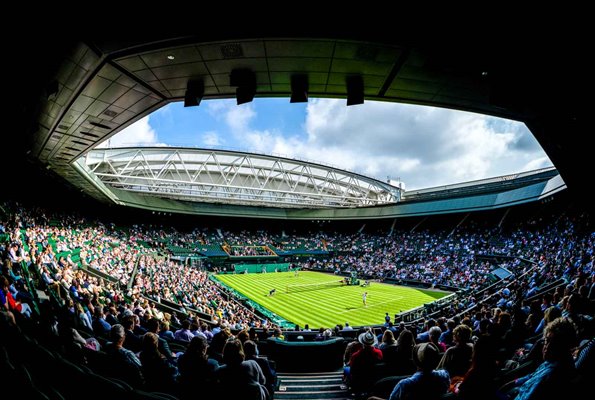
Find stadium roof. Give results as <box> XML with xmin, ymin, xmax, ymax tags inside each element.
<box><xmin>78</xmin><ymin>147</ymin><xmax>401</xmax><ymax>208</ymax></box>
<box><xmin>6</xmin><ymin>27</ymin><xmax>587</xmax><ymax>213</ymax></box>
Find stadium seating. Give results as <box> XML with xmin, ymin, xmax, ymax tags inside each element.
<box><xmin>266</xmin><ymin>337</ymin><xmax>346</xmax><ymax>372</ymax></box>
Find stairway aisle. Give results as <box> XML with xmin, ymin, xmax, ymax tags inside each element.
<box><xmin>275</xmin><ymin>370</ymin><xmax>351</xmax><ymax>400</ymax></box>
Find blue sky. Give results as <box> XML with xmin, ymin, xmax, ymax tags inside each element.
<box><xmin>101</xmin><ymin>98</ymin><xmax>553</xmax><ymax>190</ymax></box>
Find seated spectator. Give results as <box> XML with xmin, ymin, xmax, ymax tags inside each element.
<box><xmin>41</xmin><ymin>265</ymin><xmax>64</xmax><ymax>299</ymax></box>
<box><xmin>103</xmin><ymin>324</ymin><xmax>144</xmax><ymax>387</ymax></box>
<box><xmin>237</xmin><ymin>329</ymin><xmax>250</xmax><ymax>344</ymax></box>
<box><xmin>379</xmin><ymin>329</ymin><xmax>397</xmax><ymax>351</ymax></box>
<box><xmin>122</xmin><ymin>315</ymin><xmax>142</xmax><ymax>353</ymax></box>
<box><xmin>1</xmin><ymin>276</ymin><xmax>32</xmax><ymax>318</ymax></box>
<box><xmin>574</xmin><ymin>337</ymin><xmax>594</xmax><ymax>374</ymax></box>
<box><xmin>344</xmin><ymin>328</ymin><xmax>366</xmax><ymax>365</ymax></box>
<box><xmin>272</xmin><ymin>327</ymin><xmax>285</xmax><ymax>340</ymax></box>
<box><xmin>315</xmin><ymin>327</ymin><xmax>326</xmax><ymax>341</ymax></box>
<box><xmin>145</xmin><ymin>317</ymin><xmax>176</xmax><ymax>361</ymax></box>
<box><xmin>428</xmin><ymin>326</ymin><xmax>446</xmax><ymax>353</ymax></box>
<box><xmin>208</xmin><ymin>328</ymin><xmax>232</xmax><ymax>364</ymax></box>
<box><xmin>159</xmin><ymin>320</ymin><xmax>175</xmax><ymax>341</ymax></box>
<box><xmin>174</xmin><ymin>319</ymin><xmax>194</xmax><ymax>342</ymax></box>
<box><xmin>75</xmin><ymin>303</ymin><xmax>93</xmax><ymax>333</ymax></box>
<box><xmin>456</xmin><ymin>335</ymin><xmax>503</xmax><ymax>400</ymax></box>
<box><xmin>439</xmin><ymin>319</ymin><xmax>456</xmax><ymax>348</ymax></box>
<box><xmin>519</xmin><ymin>306</ymin><xmax>562</xmax><ymax>366</ymax></box>
<box><xmin>416</xmin><ymin>319</ymin><xmax>437</xmax><ymax>343</ymax></box>
<box><xmin>139</xmin><ymin>332</ymin><xmax>178</xmax><ymax>393</ymax></box>
<box><xmin>244</xmin><ymin>340</ymin><xmax>277</xmax><ymax>396</ymax></box>
<box><xmin>91</xmin><ymin>306</ymin><xmax>111</xmax><ymax>337</ymax></box>
<box><xmin>178</xmin><ymin>335</ymin><xmax>219</xmax><ymax>399</ymax></box>
<box><xmin>504</xmin><ymin>317</ymin><xmax>578</xmax><ymax>400</ymax></box>
<box><xmin>348</xmin><ymin>330</ymin><xmax>383</xmax><ymax>395</ymax></box>
<box><xmin>389</xmin><ymin>329</ymin><xmax>417</xmax><ymax>376</ymax></box>
<box><xmin>369</xmin><ymin>342</ymin><xmax>450</xmax><ymax>400</ymax></box>
<box><xmin>216</xmin><ymin>338</ymin><xmax>269</xmax><ymax>400</ymax></box>
<box><xmin>437</xmin><ymin>324</ymin><xmax>473</xmax><ymax>379</ymax></box>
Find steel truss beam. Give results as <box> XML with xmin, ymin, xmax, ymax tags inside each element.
<box><xmin>82</xmin><ymin>148</ymin><xmax>401</xmax><ymax>208</ymax></box>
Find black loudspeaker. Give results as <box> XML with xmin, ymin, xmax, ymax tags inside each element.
<box><xmin>346</xmin><ymin>75</ymin><xmax>364</xmax><ymax>106</ymax></box>
<box><xmin>290</xmin><ymin>74</ymin><xmax>308</xmax><ymax>103</ymax></box>
<box><xmin>184</xmin><ymin>80</ymin><xmax>204</xmax><ymax>107</ymax></box>
<box><xmin>230</xmin><ymin>69</ymin><xmax>256</xmax><ymax>105</ymax></box>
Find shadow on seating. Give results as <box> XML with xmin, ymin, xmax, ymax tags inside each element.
<box><xmin>266</xmin><ymin>337</ymin><xmax>345</xmax><ymax>372</ymax></box>
<box><xmin>369</xmin><ymin>375</ymin><xmax>410</xmax><ymax>399</ymax></box>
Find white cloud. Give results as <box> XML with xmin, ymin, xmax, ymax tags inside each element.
<box><xmin>213</xmin><ymin>99</ymin><xmax>552</xmax><ymax>190</ymax></box>
<box><xmin>202</xmin><ymin>131</ymin><xmax>222</xmax><ymax>146</ymax></box>
<box><xmin>206</xmin><ymin>100</ymin><xmax>232</xmax><ymax>118</ymax></box>
<box><xmin>98</xmin><ymin>116</ymin><xmax>167</xmax><ymax>148</ymax></box>
<box><xmin>115</xmin><ymin>99</ymin><xmax>553</xmax><ymax>190</ymax></box>
<box><xmin>212</xmin><ymin>102</ymin><xmax>281</xmax><ymax>154</ymax></box>
<box><xmin>523</xmin><ymin>156</ymin><xmax>552</xmax><ymax>171</ymax></box>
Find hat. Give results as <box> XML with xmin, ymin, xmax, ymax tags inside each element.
<box><xmin>358</xmin><ymin>331</ymin><xmax>378</xmax><ymax>346</ymax></box>
<box><xmin>412</xmin><ymin>342</ymin><xmax>441</xmax><ymax>370</ymax></box>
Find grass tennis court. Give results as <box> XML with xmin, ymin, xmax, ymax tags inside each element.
<box><xmin>214</xmin><ymin>271</ymin><xmax>449</xmax><ymax>328</ymax></box>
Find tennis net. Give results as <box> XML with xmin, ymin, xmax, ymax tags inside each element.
<box><xmin>285</xmin><ymin>280</ymin><xmax>345</xmax><ymax>293</ymax></box>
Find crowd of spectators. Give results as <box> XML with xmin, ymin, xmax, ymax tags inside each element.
<box><xmin>1</xmin><ymin>200</ymin><xmax>593</xmax><ymax>399</ymax></box>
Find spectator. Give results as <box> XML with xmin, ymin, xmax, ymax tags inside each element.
<box><xmin>139</xmin><ymin>332</ymin><xmax>178</xmax><ymax>393</ymax></box>
<box><xmin>505</xmin><ymin>317</ymin><xmax>578</xmax><ymax>400</ymax></box>
<box><xmin>145</xmin><ymin>317</ymin><xmax>176</xmax><ymax>361</ymax></box>
<box><xmin>216</xmin><ymin>338</ymin><xmax>268</xmax><ymax>400</ymax></box>
<box><xmin>456</xmin><ymin>335</ymin><xmax>503</xmax><ymax>400</ymax></box>
<box><xmin>244</xmin><ymin>340</ymin><xmax>277</xmax><ymax>396</ymax></box>
<box><xmin>103</xmin><ymin>324</ymin><xmax>144</xmax><ymax>387</ymax></box>
<box><xmin>437</xmin><ymin>324</ymin><xmax>473</xmax><ymax>379</ymax></box>
<box><xmin>348</xmin><ymin>330</ymin><xmax>383</xmax><ymax>395</ymax></box>
<box><xmin>177</xmin><ymin>335</ymin><xmax>219</xmax><ymax>399</ymax></box>
<box><xmin>369</xmin><ymin>342</ymin><xmax>449</xmax><ymax>400</ymax></box>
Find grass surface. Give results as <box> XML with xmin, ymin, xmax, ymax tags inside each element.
<box><xmin>214</xmin><ymin>271</ymin><xmax>449</xmax><ymax>328</ymax></box>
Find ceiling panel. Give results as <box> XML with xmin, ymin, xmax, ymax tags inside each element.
<box><xmin>140</xmin><ymin>46</ymin><xmax>202</xmax><ymax>68</ymax></box>
<box><xmin>330</xmin><ymin>59</ymin><xmax>393</xmax><ymax>75</ymax></box>
<box><xmin>81</xmin><ymin>76</ymin><xmax>112</xmax><ymax>98</ymax></box>
<box><xmin>98</xmin><ymin>82</ymin><xmax>131</xmax><ymax>103</ymax></box>
<box><xmin>327</xmin><ymin>73</ymin><xmax>385</xmax><ymax>87</ymax></box>
<box><xmin>267</xmin><ymin>57</ymin><xmax>331</xmax><ymax>72</ymax></box>
<box><xmin>115</xmin><ymin>56</ymin><xmax>148</xmax><ymax>72</ymax></box>
<box><xmin>390</xmin><ymin>78</ymin><xmax>441</xmax><ymax>94</ymax></box>
<box><xmin>198</xmin><ymin>40</ymin><xmax>266</xmax><ymax>60</ymax></box>
<box><xmin>151</xmin><ymin>61</ymin><xmax>208</xmax><ymax>80</ymax></box>
<box><xmin>70</xmin><ymin>95</ymin><xmax>95</xmax><ymax>112</ymax></box>
<box><xmin>265</xmin><ymin>40</ymin><xmax>334</xmax><ymax>58</ymax></box>
<box><xmin>334</xmin><ymin>42</ymin><xmax>401</xmax><ymax>64</ymax></box>
<box><xmin>114</xmin><ymin>89</ymin><xmax>154</xmax><ymax>109</ymax></box>
<box><xmin>269</xmin><ymin>71</ymin><xmax>328</xmax><ymax>85</ymax></box>
<box><xmin>55</xmin><ymin>87</ymin><xmax>74</xmax><ymax>107</ymax></box>
<box><xmin>205</xmin><ymin>58</ymin><xmax>269</xmax><ymax>74</ymax></box>
<box><xmin>111</xmin><ymin>109</ymin><xmax>137</xmax><ymax>125</ymax></box>
<box><xmin>128</xmin><ymin>95</ymin><xmax>162</xmax><ymax>113</ymax></box>
<box><xmin>64</xmin><ymin>64</ymin><xmax>91</xmax><ymax>91</ymax></box>
<box><xmin>385</xmin><ymin>89</ymin><xmax>437</xmax><ymax>101</ymax></box>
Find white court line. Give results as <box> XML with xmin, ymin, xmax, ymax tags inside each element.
<box><xmin>338</xmin><ymin>296</ymin><xmax>404</xmax><ymax>314</ymax></box>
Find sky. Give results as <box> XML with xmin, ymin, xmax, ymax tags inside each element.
<box><xmin>99</xmin><ymin>98</ymin><xmax>553</xmax><ymax>191</ymax></box>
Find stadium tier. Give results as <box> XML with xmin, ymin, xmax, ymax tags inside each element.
<box><xmin>3</xmin><ymin>31</ymin><xmax>591</xmax><ymax>400</ymax></box>
<box><xmin>2</xmin><ymin>193</ymin><xmax>593</xmax><ymax>399</ymax></box>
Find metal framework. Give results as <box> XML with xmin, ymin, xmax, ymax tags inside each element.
<box><xmin>81</xmin><ymin>148</ymin><xmax>401</xmax><ymax>208</ymax></box>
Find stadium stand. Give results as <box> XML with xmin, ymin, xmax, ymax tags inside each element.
<box><xmin>2</xmin><ymin>29</ymin><xmax>592</xmax><ymax>400</ymax></box>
